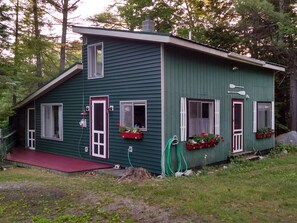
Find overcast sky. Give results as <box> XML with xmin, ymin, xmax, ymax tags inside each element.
<box><xmin>73</xmin><ymin>0</ymin><xmax>110</xmax><ymax>25</ymax></box>
<box><xmin>68</xmin><ymin>0</ymin><xmax>111</xmax><ymax>39</ymax></box>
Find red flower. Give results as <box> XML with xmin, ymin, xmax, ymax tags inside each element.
<box><xmin>201</xmin><ymin>132</ymin><xmax>207</xmax><ymax>136</ymax></box>
<box><xmin>116</xmin><ymin>122</ymin><xmax>120</xmax><ymax>126</ymax></box>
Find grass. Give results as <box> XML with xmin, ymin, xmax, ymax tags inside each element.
<box><xmin>0</xmin><ymin>152</ymin><xmax>296</xmax><ymax>222</ymax></box>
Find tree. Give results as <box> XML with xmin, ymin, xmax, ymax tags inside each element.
<box><xmin>47</xmin><ymin>0</ymin><xmax>80</xmax><ymax>71</ymax></box>
<box><xmin>235</xmin><ymin>0</ymin><xmax>297</xmax><ymax>130</ymax></box>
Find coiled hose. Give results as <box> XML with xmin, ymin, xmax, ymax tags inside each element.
<box><xmin>162</xmin><ymin>137</ymin><xmax>188</xmax><ymax>176</ymax></box>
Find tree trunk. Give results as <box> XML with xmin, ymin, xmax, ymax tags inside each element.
<box><xmin>289</xmin><ymin>57</ymin><xmax>297</xmax><ymax>130</ymax></box>
<box><xmin>59</xmin><ymin>0</ymin><xmax>68</xmax><ymax>71</ymax></box>
<box><xmin>32</xmin><ymin>0</ymin><xmax>42</xmax><ymax>86</ymax></box>
<box><xmin>12</xmin><ymin>0</ymin><xmax>19</xmax><ymax>105</ymax></box>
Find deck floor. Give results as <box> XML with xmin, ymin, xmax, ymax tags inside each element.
<box><xmin>6</xmin><ymin>147</ymin><xmax>112</xmax><ymax>173</ymax></box>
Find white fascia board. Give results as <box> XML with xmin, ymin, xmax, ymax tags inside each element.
<box><xmin>170</xmin><ymin>38</ymin><xmax>285</xmax><ymax>72</ymax></box>
<box><xmin>73</xmin><ymin>27</ymin><xmax>285</xmax><ymax>72</ymax></box>
<box><xmin>73</xmin><ymin>27</ymin><xmax>170</xmax><ymax>43</ymax></box>
<box><xmin>228</xmin><ymin>52</ymin><xmax>265</xmax><ymax>65</ymax></box>
<box><xmin>263</xmin><ymin>63</ymin><xmax>285</xmax><ymax>72</ymax></box>
<box><xmin>15</xmin><ymin>64</ymin><xmax>83</xmax><ymax>109</ymax></box>
<box><xmin>169</xmin><ymin>37</ymin><xmax>227</xmax><ymax>58</ymax></box>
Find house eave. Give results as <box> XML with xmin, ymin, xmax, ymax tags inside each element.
<box><xmin>14</xmin><ymin>63</ymin><xmax>83</xmax><ymax>110</ymax></box>
<box><xmin>73</xmin><ymin>26</ymin><xmax>285</xmax><ymax>72</ymax></box>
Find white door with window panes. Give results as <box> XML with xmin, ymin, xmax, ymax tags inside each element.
<box><xmin>232</xmin><ymin>100</ymin><xmax>244</xmax><ymax>153</ymax></box>
<box><xmin>27</xmin><ymin>108</ymin><xmax>35</xmax><ymax>150</ymax></box>
<box><xmin>91</xmin><ymin>97</ymin><xmax>108</xmax><ymax>158</ymax></box>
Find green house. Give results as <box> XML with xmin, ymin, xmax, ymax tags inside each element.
<box><xmin>14</xmin><ymin>26</ymin><xmax>285</xmax><ymax>174</ymax></box>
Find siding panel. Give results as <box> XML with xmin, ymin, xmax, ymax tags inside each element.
<box><xmin>164</xmin><ymin>45</ymin><xmax>274</xmax><ymax>168</ymax></box>
<box><xmin>35</xmin><ymin>37</ymin><xmax>162</xmax><ymax>173</ymax></box>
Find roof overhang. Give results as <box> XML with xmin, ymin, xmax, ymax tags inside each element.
<box><xmin>73</xmin><ymin>26</ymin><xmax>285</xmax><ymax>72</ymax></box>
<box><xmin>15</xmin><ymin>63</ymin><xmax>83</xmax><ymax>109</ymax></box>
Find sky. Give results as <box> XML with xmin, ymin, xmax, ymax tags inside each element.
<box><xmin>73</xmin><ymin>0</ymin><xmax>111</xmax><ymax>25</ymax></box>
<box><xmin>68</xmin><ymin>0</ymin><xmax>112</xmax><ymax>40</ymax></box>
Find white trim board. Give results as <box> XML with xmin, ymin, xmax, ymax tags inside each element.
<box><xmin>73</xmin><ymin>26</ymin><xmax>285</xmax><ymax>72</ymax></box>
<box><xmin>15</xmin><ymin>64</ymin><xmax>83</xmax><ymax>109</ymax></box>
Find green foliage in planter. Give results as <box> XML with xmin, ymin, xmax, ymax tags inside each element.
<box><xmin>257</xmin><ymin>127</ymin><xmax>273</xmax><ymax>134</ymax></box>
<box><xmin>118</xmin><ymin>125</ymin><xmax>140</xmax><ymax>133</ymax></box>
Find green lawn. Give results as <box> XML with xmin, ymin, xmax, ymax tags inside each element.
<box><xmin>0</xmin><ymin>152</ymin><xmax>296</xmax><ymax>223</ymax></box>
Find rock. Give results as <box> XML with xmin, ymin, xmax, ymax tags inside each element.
<box><xmin>275</xmin><ymin>131</ymin><xmax>297</xmax><ymax>145</ymax></box>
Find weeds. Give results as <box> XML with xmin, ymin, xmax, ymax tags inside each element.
<box><xmin>270</xmin><ymin>143</ymin><xmax>297</xmax><ymax>157</ymax></box>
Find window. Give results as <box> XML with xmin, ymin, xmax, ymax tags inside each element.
<box><xmin>187</xmin><ymin>100</ymin><xmax>214</xmax><ymax>137</ymax></box>
<box><xmin>120</xmin><ymin>101</ymin><xmax>147</xmax><ymax>130</ymax></box>
<box><xmin>88</xmin><ymin>43</ymin><xmax>104</xmax><ymax>79</ymax></box>
<box><xmin>253</xmin><ymin>101</ymin><xmax>274</xmax><ymax>132</ymax></box>
<box><xmin>257</xmin><ymin>102</ymin><xmax>272</xmax><ymax>129</ymax></box>
<box><xmin>41</xmin><ymin>104</ymin><xmax>63</xmax><ymax>140</ymax></box>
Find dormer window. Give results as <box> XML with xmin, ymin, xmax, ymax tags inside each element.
<box><xmin>88</xmin><ymin>43</ymin><xmax>104</xmax><ymax>79</ymax></box>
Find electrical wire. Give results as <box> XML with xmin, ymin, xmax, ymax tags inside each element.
<box><xmin>77</xmin><ymin>127</ymin><xmax>84</xmax><ymax>159</ymax></box>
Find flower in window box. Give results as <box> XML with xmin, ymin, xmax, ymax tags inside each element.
<box><xmin>186</xmin><ymin>133</ymin><xmax>224</xmax><ymax>150</ymax></box>
<box><xmin>119</xmin><ymin>125</ymin><xmax>143</xmax><ymax>139</ymax></box>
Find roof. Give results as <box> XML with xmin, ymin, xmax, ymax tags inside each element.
<box><xmin>73</xmin><ymin>26</ymin><xmax>285</xmax><ymax>72</ymax></box>
<box><xmin>14</xmin><ymin>63</ymin><xmax>83</xmax><ymax>109</ymax></box>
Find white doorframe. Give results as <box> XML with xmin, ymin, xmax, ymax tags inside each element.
<box><xmin>232</xmin><ymin>100</ymin><xmax>244</xmax><ymax>153</ymax></box>
<box><xmin>27</xmin><ymin>108</ymin><xmax>35</xmax><ymax>150</ymax></box>
<box><xmin>90</xmin><ymin>97</ymin><xmax>108</xmax><ymax>158</ymax></box>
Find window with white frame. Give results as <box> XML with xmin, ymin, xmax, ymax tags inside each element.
<box><xmin>120</xmin><ymin>101</ymin><xmax>147</xmax><ymax>130</ymax></box>
<box><xmin>188</xmin><ymin>99</ymin><xmax>214</xmax><ymax>137</ymax></box>
<box><xmin>257</xmin><ymin>102</ymin><xmax>273</xmax><ymax>129</ymax></box>
<box><xmin>180</xmin><ymin>98</ymin><xmax>220</xmax><ymax>141</ymax></box>
<box><xmin>41</xmin><ymin>104</ymin><xmax>63</xmax><ymax>140</ymax></box>
<box><xmin>88</xmin><ymin>43</ymin><xmax>104</xmax><ymax>79</ymax></box>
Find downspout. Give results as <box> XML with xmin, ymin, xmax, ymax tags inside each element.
<box><xmin>161</xmin><ymin>43</ymin><xmax>165</xmax><ymax>175</ymax></box>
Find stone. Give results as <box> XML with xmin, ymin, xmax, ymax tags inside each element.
<box><xmin>275</xmin><ymin>131</ymin><xmax>297</xmax><ymax>145</ymax></box>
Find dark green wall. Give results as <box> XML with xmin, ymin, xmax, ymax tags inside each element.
<box><xmin>164</xmin><ymin>45</ymin><xmax>274</xmax><ymax>168</ymax></box>
<box><xmin>35</xmin><ymin>37</ymin><xmax>162</xmax><ymax>173</ymax></box>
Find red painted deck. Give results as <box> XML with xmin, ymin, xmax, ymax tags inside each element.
<box><xmin>6</xmin><ymin>147</ymin><xmax>112</xmax><ymax>173</ymax></box>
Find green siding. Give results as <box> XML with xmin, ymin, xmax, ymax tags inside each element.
<box><xmin>164</xmin><ymin>45</ymin><xmax>274</xmax><ymax>168</ymax></box>
<box><xmin>35</xmin><ymin>37</ymin><xmax>162</xmax><ymax>173</ymax></box>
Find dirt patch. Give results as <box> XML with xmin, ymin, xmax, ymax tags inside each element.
<box><xmin>0</xmin><ymin>175</ymin><xmax>200</xmax><ymax>222</ymax></box>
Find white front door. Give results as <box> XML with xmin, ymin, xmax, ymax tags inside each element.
<box><xmin>27</xmin><ymin>108</ymin><xmax>35</xmax><ymax>150</ymax></box>
<box><xmin>232</xmin><ymin>100</ymin><xmax>244</xmax><ymax>153</ymax></box>
<box><xmin>91</xmin><ymin>97</ymin><xmax>108</xmax><ymax>158</ymax></box>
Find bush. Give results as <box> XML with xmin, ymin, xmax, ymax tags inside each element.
<box><xmin>270</xmin><ymin>143</ymin><xmax>297</xmax><ymax>157</ymax></box>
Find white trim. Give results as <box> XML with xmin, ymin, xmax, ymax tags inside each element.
<box><xmin>73</xmin><ymin>27</ymin><xmax>285</xmax><ymax>72</ymax></box>
<box><xmin>253</xmin><ymin>101</ymin><xmax>257</xmax><ymax>133</ymax></box>
<box><xmin>180</xmin><ymin>97</ymin><xmax>187</xmax><ymax>142</ymax></box>
<box><xmin>119</xmin><ymin>100</ymin><xmax>147</xmax><ymax>131</ymax></box>
<box><xmin>40</xmin><ymin>103</ymin><xmax>63</xmax><ymax>141</ymax></box>
<box><xmin>228</xmin><ymin>52</ymin><xmax>265</xmax><ymax>65</ymax></box>
<box><xmin>15</xmin><ymin>64</ymin><xmax>83</xmax><ymax>109</ymax></box>
<box><xmin>214</xmin><ymin>100</ymin><xmax>220</xmax><ymax>135</ymax></box>
<box><xmin>160</xmin><ymin>43</ymin><xmax>165</xmax><ymax>175</ymax></box>
<box><xmin>271</xmin><ymin>101</ymin><xmax>275</xmax><ymax>130</ymax></box>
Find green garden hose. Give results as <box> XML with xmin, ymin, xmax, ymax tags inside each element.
<box><xmin>162</xmin><ymin>137</ymin><xmax>188</xmax><ymax>176</ymax></box>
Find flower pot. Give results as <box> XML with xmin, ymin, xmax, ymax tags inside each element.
<box><xmin>256</xmin><ymin>133</ymin><xmax>264</xmax><ymax>139</ymax></box>
<box><xmin>186</xmin><ymin>143</ymin><xmax>203</xmax><ymax>150</ymax></box>
<box><xmin>120</xmin><ymin>132</ymin><xmax>143</xmax><ymax>140</ymax></box>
